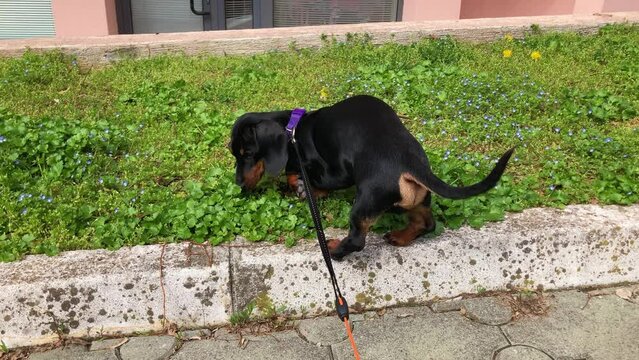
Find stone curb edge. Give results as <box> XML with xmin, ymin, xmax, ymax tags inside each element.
<box><xmin>0</xmin><ymin>13</ymin><xmax>638</xmax><ymax>65</ymax></box>
<box><xmin>1</xmin><ymin>204</ymin><xmax>638</xmax><ymax>349</ymax></box>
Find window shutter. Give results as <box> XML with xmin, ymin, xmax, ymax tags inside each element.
<box><xmin>225</xmin><ymin>0</ymin><xmax>253</xmax><ymax>29</ymax></box>
<box><xmin>131</xmin><ymin>0</ymin><xmax>203</xmax><ymax>34</ymax></box>
<box><xmin>0</xmin><ymin>0</ymin><xmax>55</xmax><ymax>39</ymax></box>
<box><xmin>273</xmin><ymin>0</ymin><xmax>398</xmax><ymax>27</ymax></box>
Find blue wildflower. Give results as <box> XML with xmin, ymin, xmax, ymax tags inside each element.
<box><xmin>0</xmin><ymin>135</ymin><xmax>6</xmax><ymax>143</ymax></box>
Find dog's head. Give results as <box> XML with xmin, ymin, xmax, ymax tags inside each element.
<box><xmin>229</xmin><ymin>112</ymin><xmax>289</xmax><ymax>191</ymax></box>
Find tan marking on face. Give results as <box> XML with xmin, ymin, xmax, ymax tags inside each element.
<box><xmin>395</xmin><ymin>172</ymin><xmax>430</xmax><ymax>209</ymax></box>
<box><xmin>243</xmin><ymin>159</ymin><xmax>265</xmax><ymax>189</ymax></box>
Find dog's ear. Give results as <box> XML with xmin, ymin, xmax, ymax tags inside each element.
<box><xmin>255</xmin><ymin>120</ymin><xmax>288</xmax><ymax>176</ymax></box>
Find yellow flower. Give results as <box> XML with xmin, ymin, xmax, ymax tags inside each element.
<box><xmin>504</xmin><ymin>33</ymin><xmax>514</xmax><ymax>42</ymax></box>
<box><xmin>503</xmin><ymin>49</ymin><xmax>513</xmax><ymax>58</ymax></box>
<box><xmin>319</xmin><ymin>87</ymin><xmax>329</xmax><ymax>102</ymax></box>
<box><xmin>531</xmin><ymin>51</ymin><xmax>542</xmax><ymax>61</ymax></box>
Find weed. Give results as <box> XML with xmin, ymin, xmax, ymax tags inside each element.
<box><xmin>229</xmin><ymin>301</ymin><xmax>255</xmax><ymax>326</ymax></box>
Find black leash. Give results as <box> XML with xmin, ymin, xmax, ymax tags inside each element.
<box><xmin>290</xmin><ymin>137</ymin><xmax>348</xmax><ymax>319</ymax></box>
<box><xmin>286</xmin><ymin>109</ymin><xmax>360</xmax><ymax>359</ymax></box>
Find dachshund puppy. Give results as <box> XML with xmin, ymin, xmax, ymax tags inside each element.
<box><xmin>230</xmin><ymin>95</ymin><xmax>514</xmax><ymax>260</ymax></box>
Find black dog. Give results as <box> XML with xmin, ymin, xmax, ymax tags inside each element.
<box><xmin>230</xmin><ymin>95</ymin><xmax>514</xmax><ymax>260</ymax></box>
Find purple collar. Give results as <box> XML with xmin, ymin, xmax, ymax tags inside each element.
<box><xmin>286</xmin><ymin>108</ymin><xmax>306</xmax><ymax>140</ymax></box>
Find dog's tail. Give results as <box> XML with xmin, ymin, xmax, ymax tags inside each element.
<box><xmin>420</xmin><ymin>147</ymin><xmax>515</xmax><ymax>200</ymax></box>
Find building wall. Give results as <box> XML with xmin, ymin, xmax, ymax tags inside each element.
<box><xmin>52</xmin><ymin>0</ymin><xmax>118</xmax><ymax>37</ymax></box>
<box><xmin>460</xmin><ymin>0</ymin><xmax>576</xmax><ymax>19</ymax></box>
<box><xmin>603</xmin><ymin>0</ymin><xmax>639</xmax><ymax>12</ymax></box>
<box><xmin>403</xmin><ymin>0</ymin><xmax>639</xmax><ymax>21</ymax></box>
<box><xmin>401</xmin><ymin>0</ymin><xmax>462</xmax><ymax>21</ymax></box>
<box><xmin>27</xmin><ymin>0</ymin><xmax>639</xmax><ymax>38</ymax></box>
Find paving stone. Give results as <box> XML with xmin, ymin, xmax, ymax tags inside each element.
<box><xmin>495</xmin><ymin>345</ymin><xmax>553</xmax><ymax>360</ymax></box>
<box><xmin>502</xmin><ymin>294</ymin><xmax>639</xmax><ymax>360</ymax></box>
<box><xmin>331</xmin><ymin>310</ymin><xmax>507</xmax><ymax>360</ymax></box>
<box><xmin>28</xmin><ymin>345</ymin><xmax>117</xmax><ymax>360</ymax></box>
<box><xmin>431</xmin><ymin>299</ymin><xmax>464</xmax><ymax>313</ymax></box>
<box><xmin>297</xmin><ymin>316</ymin><xmax>349</xmax><ymax>345</ymax></box>
<box><xmin>181</xmin><ymin>329</ymin><xmax>213</xmax><ymax>340</ymax></box>
<box><xmin>172</xmin><ymin>330</ymin><xmax>331</xmax><ymax>360</ymax></box>
<box><xmin>462</xmin><ymin>297</ymin><xmax>513</xmax><ymax>325</ymax></box>
<box><xmin>118</xmin><ymin>336</ymin><xmax>176</xmax><ymax>360</ymax></box>
<box><xmin>386</xmin><ymin>306</ymin><xmax>433</xmax><ymax>319</ymax></box>
<box><xmin>550</xmin><ymin>290</ymin><xmax>589</xmax><ymax>309</ymax></box>
<box><xmin>89</xmin><ymin>338</ymin><xmax>126</xmax><ymax>352</ymax></box>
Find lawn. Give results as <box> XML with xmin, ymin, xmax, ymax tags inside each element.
<box><xmin>1</xmin><ymin>24</ymin><xmax>638</xmax><ymax>262</ymax></box>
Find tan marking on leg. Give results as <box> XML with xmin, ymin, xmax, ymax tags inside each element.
<box><xmin>386</xmin><ymin>206</ymin><xmax>434</xmax><ymax>247</ymax></box>
<box><xmin>313</xmin><ymin>188</ymin><xmax>330</xmax><ymax>199</ymax></box>
<box><xmin>327</xmin><ymin>239</ymin><xmax>341</xmax><ymax>252</ymax></box>
<box><xmin>287</xmin><ymin>173</ymin><xmax>299</xmax><ymax>191</ymax></box>
<box><xmin>359</xmin><ymin>217</ymin><xmax>378</xmax><ymax>234</ymax></box>
<box><xmin>287</xmin><ymin>173</ymin><xmax>330</xmax><ymax>199</ymax></box>
<box><xmin>395</xmin><ymin>172</ymin><xmax>430</xmax><ymax>209</ymax></box>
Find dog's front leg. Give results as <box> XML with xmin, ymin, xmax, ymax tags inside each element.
<box><xmin>328</xmin><ymin>192</ymin><xmax>385</xmax><ymax>260</ymax></box>
<box><xmin>286</xmin><ymin>173</ymin><xmax>329</xmax><ymax>199</ymax></box>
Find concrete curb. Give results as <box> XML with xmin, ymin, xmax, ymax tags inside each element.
<box><xmin>0</xmin><ymin>13</ymin><xmax>638</xmax><ymax>65</ymax></box>
<box><xmin>1</xmin><ymin>204</ymin><xmax>638</xmax><ymax>349</ymax></box>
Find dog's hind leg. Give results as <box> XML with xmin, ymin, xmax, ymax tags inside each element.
<box><xmin>384</xmin><ymin>192</ymin><xmax>436</xmax><ymax>247</ymax></box>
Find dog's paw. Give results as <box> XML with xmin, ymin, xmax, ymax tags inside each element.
<box><xmin>384</xmin><ymin>231</ymin><xmax>414</xmax><ymax>247</ymax></box>
<box><xmin>327</xmin><ymin>239</ymin><xmax>341</xmax><ymax>252</ymax></box>
<box><xmin>327</xmin><ymin>239</ymin><xmax>346</xmax><ymax>261</ymax></box>
<box><xmin>295</xmin><ymin>179</ymin><xmax>307</xmax><ymax>199</ymax></box>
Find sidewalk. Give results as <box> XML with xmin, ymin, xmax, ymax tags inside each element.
<box><xmin>17</xmin><ymin>284</ymin><xmax>639</xmax><ymax>360</ymax></box>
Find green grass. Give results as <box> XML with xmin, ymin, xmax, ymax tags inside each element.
<box><xmin>1</xmin><ymin>25</ymin><xmax>639</xmax><ymax>262</ymax></box>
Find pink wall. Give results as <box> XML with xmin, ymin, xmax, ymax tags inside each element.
<box><xmin>402</xmin><ymin>0</ymin><xmax>462</xmax><ymax>21</ymax></box>
<box><xmin>573</xmin><ymin>0</ymin><xmax>606</xmax><ymax>14</ymax></box>
<box><xmin>402</xmin><ymin>0</ymin><xmax>639</xmax><ymax>21</ymax></box>
<box><xmin>52</xmin><ymin>0</ymin><xmax>118</xmax><ymax>38</ymax></box>
<box><xmin>603</xmin><ymin>0</ymin><xmax>639</xmax><ymax>12</ymax></box>
<box><xmin>460</xmin><ymin>0</ymin><xmax>576</xmax><ymax>19</ymax></box>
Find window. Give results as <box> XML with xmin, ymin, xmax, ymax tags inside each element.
<box><xmin>273</xmin><ymin>0</ymin><xmax>399</xmax><ymax>27</ymax></box>
<box><xmin>118</xmin><ymin>0</ymin><xmax>401</xmax><ymax>34</ymax></box>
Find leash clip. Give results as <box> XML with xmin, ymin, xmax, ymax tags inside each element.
<box><xmin>286</xmin><ymin>108</ymin><xmax>305</xmax><ymax>144</ymax></box>
<box><xmin>287</xmin><ymin>127</ymin><xmax>297</xmax><ymax>143</ymax></box>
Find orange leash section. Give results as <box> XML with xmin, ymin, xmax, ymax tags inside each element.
<box><xmin>343</xmin><ymin>317</ymin><xmax>361</xmax><ymax>360</ymax></box>
<box><xmin>339</xmin><ymin>297</ymin><xmax>361</xmax><ymax>360</ymax></box>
